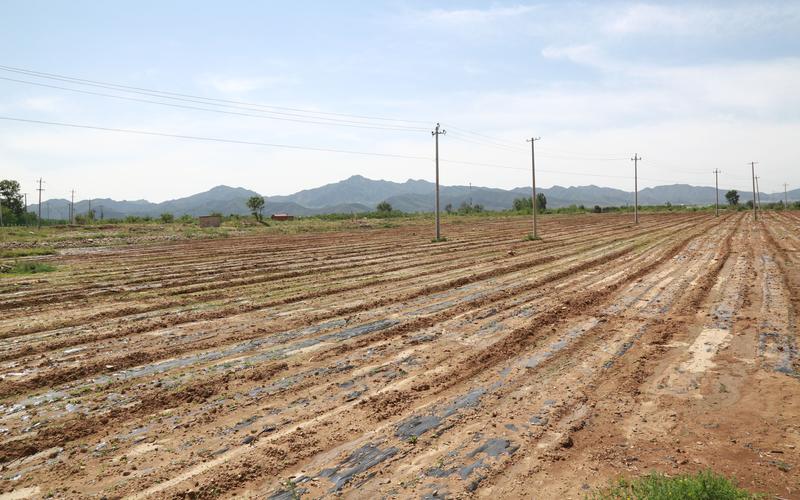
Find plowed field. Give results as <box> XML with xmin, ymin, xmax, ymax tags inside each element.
<box><xmin>1</xmin><ymin>212</ymin><xmax>798</xmax><ymax>499</ymax></box>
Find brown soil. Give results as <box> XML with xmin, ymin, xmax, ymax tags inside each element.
<box><xmin>1</xmin><ymin>212</ymin><xmax>797</xmax><ymax>499</ymax></box>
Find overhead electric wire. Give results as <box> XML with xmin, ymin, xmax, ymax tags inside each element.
<box><xmin>442</xmin><ymin>124</ymin><xmax>524</xmax><ymax>150</ymax></box>
<box><xmin>0</xmin><ymin>64</ymin><xmax>429</xmax><ymax>125</ymax></box>
<box><xmin>0</xmin><ymin>115</ymin><xmax>435</xmax><ymax>161</ymax></box>
<box><xmin>0</xmin><ymin>114</ymin><xmax>646</xmax><ymax>181</ymax></box>
<box><xmin>0</xmin><ymin>76</ymin><xmax>429</xmax><ymax>132</ymax></box>
<box><xmin>445</xmin><ymin>132</ymin><xmax>528</xmax><ymax>154</ymax></box>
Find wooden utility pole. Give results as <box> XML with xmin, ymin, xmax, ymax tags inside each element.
<box><xmin>750</xmin><ymin>162</ymin><xmax>758</xmax><ymax>221</ymax></box>
<box><xmin>631</xmin><ymin>154</ymin><xmax>641</xmax><ymax>224</ymax></box>
<box><xmin>432</xmin><ymin>123</ymin><xmax>446</xmax><ymax>241</ymax></box>
<box><xmin>36</xmin><ymin>178</ymin><xmax>44</xmax><ymax>229</ymax></box>
<box><xmin>527</xmin><ymin>137</ymin><xmax>541</xmax><ymax>239</ymax></box>
<box><xmin>713</xmin><ymin>169</ymin><xmax>721</xmax><ymax>216</ymax></box>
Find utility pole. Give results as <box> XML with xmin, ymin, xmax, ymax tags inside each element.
<box><xmin>432</xmin><ymin>123</ymin><xmax>446</xmax><ymax>241</ymax></box>
<box><xmin>631</xmin><ymin>154</ymin><xmax>641</xmax><ymax>224</ymax></box>
<box><xmin>70</xmin><ymin>189</ymin><xmax>75</xmax><ymax>224</ymax></box>
<box><xmin>713</xmin><ymin>169</ymin><xmax>721</xmax><ymax>216</ymax></box>
<box><xmin>785</xmin><ymin>183</ymin><xmax>790</xmax><ymax>210</ymax></box>
<box><xmin>46</xmin><ymin>201</ymin><xmax>50</xmax><ymax>221</ymax></box>
<box><xmin>750</xmin><ymin>162</ymin><xmax>758</xmax><ymax>221</ymax></box>
<box><xmin>36</xmin><ymin>178</ymin><xmax>44</xmax><ymax>229</ymax></box>
<box><xmin>527</xmin><ymin>137</ymin><xmax>541</xmax><ymax>239</ymax></box>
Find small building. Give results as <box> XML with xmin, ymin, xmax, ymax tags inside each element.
<box><xmin>198</xmin><ymin>215</ymin><xmax>222</xmax><ymax>227</ymax></box>
<box><xmin>271</xmin><ymin>213</ymin><xmax>295</xmax><ymax>221</ymax></box>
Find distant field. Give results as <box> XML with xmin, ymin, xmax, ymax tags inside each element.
<box><xmin>0</xmin><ymin>212</ymin><xmax>797</xmax><ymax>498</ymax></box>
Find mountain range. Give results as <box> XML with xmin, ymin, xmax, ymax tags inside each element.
<box><xmin>27</xmin><ymin>175</ymin><xmax>799</xmax><ymax>219</ymax></box>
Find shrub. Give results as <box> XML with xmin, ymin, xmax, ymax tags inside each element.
<box><xmin>1</xmin><ymin>261</ymin><xmax>56</xmax><ymax>275</ymax></box>
<box><xmin>0</xmin><ymin>247</ymin><xmax>55</xmax><ymax>258</ymax></box>
<box><xmin>160</xmin><ymin>213</ymin><xmax>175</xmax><ymax>223</ymax></box>
<box><xmin>590</xmin><ymin>471</ymin><xmax>757</xmax><ymax>500</ymax></box>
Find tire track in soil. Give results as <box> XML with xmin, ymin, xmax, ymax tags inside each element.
<box><xmin>0</xmin><ymin>219</ymin><xmax>697</xmax><ymax>396</ymax></box>
<box><xmin>254</xmin><ymin>215</ymin><xmax>740</xmax><ymax>499</ymax></box>
<box><xmin>121</xmin><ymin>216</ymin><xmax>725</xmax><ymax>498</ymax></box>
<box><xmin>479</xmin><ymin>213</ymin><xmax>748</xmax><ymax>498</ymax></box>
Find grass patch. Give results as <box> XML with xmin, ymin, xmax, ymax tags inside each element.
<box><xmin>0</xmin><ymin>247</ymin><xmax>55</xmax><ymax>258</ymax></box>
<box><xmin>0</xmin><ymin>261</ymin><xmax>56</xmax><ymax>276</ymax></box>
<box><xmin>590</xmin><ymin>471</ymin><xmax>759</xmax><ymax>499</ymax></box>
<box><xmin>524</xmin><ymin>234</ymin><xmax>542</xmax><ymax>241</ymax></box>
<box><xmin>430</xmin><ymin>237</ymin><xmax>448</xmax><ymax>243</ymax></box>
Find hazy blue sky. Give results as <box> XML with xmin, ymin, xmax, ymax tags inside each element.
<box><xmin>1</xmin><ymin>1</ymin><xmax>799</xmax><ymax>201</ymax></box>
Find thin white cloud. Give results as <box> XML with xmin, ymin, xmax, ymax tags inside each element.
<box><xmin>605</xmin><ymin>2</ymin><xmax>800</xmax><ymax>37</ymax></box>
<box><xmin>17</xmin><ymin>96</ymin><xmax>62</xmax><ymax>112</ymax></box>
<box><xmin>201</xmin><ymin>75</ymin><xmax>296</xmax><ymax>94</ymax></box>
<box><xmin>541</xmin><ymin>44</ymin><xmax>606</xmax><ymax>68</ymax></box>
<box><xmin>420</xmin><ymin>5</ymin><xmax>536</xmax><ymax>25</ymax></box>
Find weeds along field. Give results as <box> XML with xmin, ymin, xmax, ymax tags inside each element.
<box><xmin>0</xmin><ymin>212</ymin><xmax>798</xmax><ymax>499</ymax></box>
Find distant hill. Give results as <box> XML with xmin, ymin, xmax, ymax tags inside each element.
<box><xmin>27</xmin><ymin>176</ymin><xmax>799</xmax><ymax>219</ymax></box>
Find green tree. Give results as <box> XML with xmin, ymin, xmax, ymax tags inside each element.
<box><xmin>160</xmin><ymin>213</ymin><xmax>175</xmax><ymax>223</ymax></box>
<box><xmin>0</xmin><ymin>179</ymin><xmax>25</xmax><ymax>216</ymax></box>
<box><xmin>376</xmin><ymin>201</ymin><xmax>392</xmax><ymax>213</ymax></box>
<box><xmin>725</xmin><ymin>190</ymin><xmax>739</xmax><ymax>206</ymax></box>
<box><xmin>513</xmin><ymin>197</ymin><xmax>532</xmax><ymax>212</ymax></box>
<box><xmin>536</xmin><ymin>192</ymin><xmax>547</xmax><ymax>212</ymax></box>
<box><xmin>246</xmin><ymin>196</ymin><xmax>265</xmax><ymax>221</ymax></box>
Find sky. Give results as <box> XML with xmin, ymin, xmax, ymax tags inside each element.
<box><xmin>1</xmin><ymin>0</ymin><xmax>799</xmax><ymax>202</ymax></box>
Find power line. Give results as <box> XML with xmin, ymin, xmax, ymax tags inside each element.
<box><xmin>2</xmin><ymin>115</ymin><xmax>755</xmax><ymax>190</ymax></box>
<box><xmin>0</xmin><ymin>76</ymin><xmax>429</xmax><ymax>132</ymax></box>
<box><xmin>0</xmin><ymin>64</ymin><xmax>429</xmax><ymax>125</ymax></box>
<box><xmin>0</xmin><ymin>115</ymin><xmax>435</xmax><ymax>160</ymax></box>
<box><xmin>442</xmin><ymin>124</ymin><xmax>524</xmax><ymax>150</ymax></box>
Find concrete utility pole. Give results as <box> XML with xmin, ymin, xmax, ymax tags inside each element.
<box><xmin>36</xmin><ymin>178</ymin><xmax>44</xmax><ymax>228</ymax></box>
<box><xmin>70</xmin><ymin>189</ymin><xmax>75</xmax><ymax>224</ymax></box>
<box><xmin>432</xmin><ymin>123</ymin><xmax>446</xmax><ymax>241</ymax></box>
<box><xmin>713</xmin><ymin>169</ymin><xmax>721</xmax><ymax>216</ymax></box>
<box><xmin>785</xmin><ymin>183</ymin><xmax>790</xmax><ymax>210</ymax></box>
<box><xmin>631</xmin><ymin>154</ymin><xmax>642</xmax><ymax>224</ymax></box>
<box><xmin>527</xmin><ymin>137</ymin><xmax>541</xmax><ymax>239</ymax></box>
<box><xmin>750</xmin><ymin>162</ymin><xmax>758</xmax><ymax>221</ymax></box>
